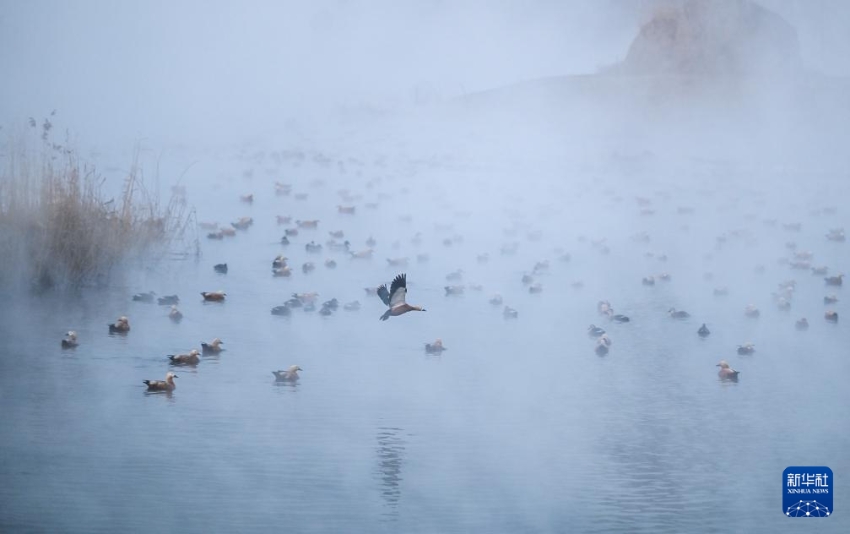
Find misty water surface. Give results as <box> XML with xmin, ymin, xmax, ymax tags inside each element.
<box><xmin>1</xmin><ymin>151</ymin><xmax>849</xmax><ymax>533</ymax></box>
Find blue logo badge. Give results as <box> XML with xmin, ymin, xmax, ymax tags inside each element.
<box><xmin>783</xmin><ymin>466</ymin><xmax>833</xmax><ymax>517</ymax></box>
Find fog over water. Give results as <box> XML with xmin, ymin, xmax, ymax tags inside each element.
<box><xmin>1</xmin><ymin>1</ymin><xmax>849</xmax><ymax>532</ymax></box>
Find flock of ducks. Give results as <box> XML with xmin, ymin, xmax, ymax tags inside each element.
<box><xmin>582</xmin><ymin>221</ymin><xmax>844</xmax><ymax>382</ymax></box>
<box><xmin>57</xmin><ymin>149</ymin><xmax>846</xmax><ymax>393</ymax></box>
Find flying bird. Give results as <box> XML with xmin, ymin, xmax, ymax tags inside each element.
<box><xmin>377</xmin><ymin>273</ymin><xmax>426</xmax><ymax>321</ymax></box>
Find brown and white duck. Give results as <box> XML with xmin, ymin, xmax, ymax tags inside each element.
<box><xmin>377</xmin><ymin>274</ymin><xmax>426</xmax><ymax>321</ymax></box>
<box><xmin>168</xmin><ymin>349</ymin><xmax>200</xmax><ymax>365</ymax></box>
<box><xmin>144</xmin><ymin>372</ymin><xmax>178</xmax><ymax>392</ymax></box>
<box><xmin>716</xmin><ymin>361</ymin><xmax>740</xmax><ymax>381</ymax></box>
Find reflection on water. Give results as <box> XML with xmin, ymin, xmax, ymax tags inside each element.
<box><xmin>144</xmin><ymin>390</ymin><xmax>175</xmax><ymax>402</ymax></box>
<box><xmin>375</xmin><ymin>427</ymin><xmax>406</xmax><ymax>520</ymax></box>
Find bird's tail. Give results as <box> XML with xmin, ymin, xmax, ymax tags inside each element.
<box><xmin>379</xmin><ymin>310</ymin><xmax>391</xmax><ymax>321</ymax></box>
<box><xmin>143</xmin><ymin>380</ymin><xmax>151</xmax><ymax>386</ymax></box>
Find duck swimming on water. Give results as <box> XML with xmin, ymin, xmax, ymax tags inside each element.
<box><xmin>588</xmin><ymin>325</ymin><xmax>605</xmax><ymax>337</ymax></box>
<box><xmin>595</xmin><ymin>334</ymin><xmax>612</xmax><ymax>355</ymax></box>
<box><xmin>377</xmin><ymin>273</ymin><xmax>426</xmax><ymax>321</ymax></box>
<box><xmin>168</xmin><ymin>305</ymin><xmax>183</xmax><ymax>322</ymax></box>
<box><xmin>825</xmin><ymin>274</ymin><xmax>843</xmax><ymax>286</ymax></box>
<box><xmin>744</xmin><ymin>304</ymin><xmax>760</xmax><ymax>318</ymax></box>
<box><xmin>445</xmin><ymin>285</ymin><xmax>464</xmax><ymax>296</ymax></box>
<box><xmin>201</xmin><ymin>291</ymin><xmax>226</xmax><ymax>302</ymax></box>
<box><xmin>425</xmin><ymin>339</ymin><xmax>446</xmax><ymax>353</ymax></box>
<box><xmin>668</xmin><ymin>308</ymin><xmax>690</xmax><ymax>319</ymax></box>
<box><xmin>109</xmin><ymin>316</ymin><xmax>130</xmax><ymax>333</ymax></box>
<box><xmin>144</xmin><ymin>372</ymin><xmax>178</xmax><ymax>392</ymax></box>
<box><xmin>737</xmin><ymin>343</ymin><xmax>755</xmax><ymax>355</ymax></box>
<box><xmin>273</xmin><ymin>266</ymin><xmax>292</xmax><ymax>277</ymax></box>
<box><xmin>201</xmin><ymin>338</ymin><xmax>224</xmax><ymax>354</ymax></box>
<box><xmin>272</xmin><ymin>365</ymin><xmax>302</xmax><ymax>382</ymax></box>
<box><xmin>716</xmin><ymin>361</ymin><xmax>739</xmax><ymax>381</ymax></box>
<box><xmin>271</xmin><ymin>305</ymin><xmax>292</xmax><ymax>316</ymax></box>
<box><xmin>132</xmin><ymin>291</ymin><xmax>156</xmax><ymax>303</ymax></box>
<box><xmin>698</xmin><ymin>323</ymin><xmax>710</xmax><ymax>337</ymax></box>
<box><xmin>61</xmin><ymin>331</ymin><xmax>78</xmax><ymax>349</ymax></box>
<box><xmin>168</xmin><ymin>349</ymin><xmax>200</xmax><ymax>365</ymax></box>
<box><xmin>608</xmin><ymin>312</ymin><xmax>629</xmax><ymax>323</ymax></box>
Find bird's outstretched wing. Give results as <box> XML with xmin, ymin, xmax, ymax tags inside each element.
<box><xmin>377</xmin><ymin>284</ymin><xmax>391</xmax><ymax>306</ymax></box>
<box><xmin>389</xmin><ymin>273</ymin><xmax>407</xmax><ymax>307</ymax></box>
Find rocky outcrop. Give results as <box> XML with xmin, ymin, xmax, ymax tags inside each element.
<box><xmin>613</xmin><ymin>0</ymin><xmax>802</xmax><ymax>76</ymax></box>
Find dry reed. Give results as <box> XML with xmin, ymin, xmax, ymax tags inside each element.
<box><xmin>0</xmin><ymin>117</ymin><xmax>197</xmax><ymax>292</ymax></box>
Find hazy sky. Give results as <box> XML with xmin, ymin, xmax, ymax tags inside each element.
<box><xmin>1</xmin><ymin>0</ymin><xmax>848</xmax><ymax>147</ymax></box>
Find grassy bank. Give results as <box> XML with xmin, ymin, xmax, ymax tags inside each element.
<box><xmin>0</xmin><ymin>118</ymin><xmax>197</xmax><ymax>292</ymax></box>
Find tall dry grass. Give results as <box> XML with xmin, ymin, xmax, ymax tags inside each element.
<box><xmin>0</xmin><ymin>117</ymin><xmax>198</xmax><ymax>292</ymax></box>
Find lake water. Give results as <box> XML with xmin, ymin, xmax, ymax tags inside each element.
<box><xmin>1</xmin><ymin>150</ymin><xmax>848</xmax><ymax>533</ymax></box>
